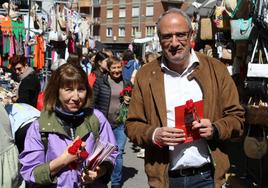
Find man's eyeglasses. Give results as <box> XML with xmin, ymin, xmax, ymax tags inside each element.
<box><xmin>160</xmin><ymin>31</ymin><xmax>191</xmax><ymax>42</ymax></box>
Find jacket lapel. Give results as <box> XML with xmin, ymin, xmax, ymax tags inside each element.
<box><xmin>149</xmin><ymin>61</ymin><xmax>167</xmax><ymax>127</ymax></box>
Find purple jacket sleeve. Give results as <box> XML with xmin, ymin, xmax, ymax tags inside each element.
<box><xmin>19</xmin><ymin>120</ymin><xmax>50</xmax><ymax>183</ymax></box>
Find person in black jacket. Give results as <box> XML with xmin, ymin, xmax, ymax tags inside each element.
<box><xmin>9</xmin><ymin>55</ymin><xmax>40</xmax><ymax>107</ymax></box>
<box><xmin>93</xmin><ymin>54</ymin><xmax>131</xmax><ymax>188</ymax></box>
<box><xmin>92</xmin><ymin>51</ymin><xmax>110</xmax><ymax>116</ymax></box>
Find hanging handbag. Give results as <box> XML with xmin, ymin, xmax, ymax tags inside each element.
<box><xmin>223</xmin><ymin>0</ymin><xmax>238</xmax><ymax>16</ymax></box>
<box><xmin>244</xmin><ymin>36</ymin><xmax>268</xmax><ymax>126</ymax></box>
<box><xmin>222</xmin><ymin>48</ymin><xmax>232</xmax><ymax>60</ymax></box>
<box><xmin>230</xmin><ymin>17</ymin><xmax>253</xmax><ymax>40</ymax></box>
<box><xmin>200</xmin><ymin>18</ymin><xmax>213</xmax><ymax>40</ymax></box>
<box><xmin>244</xmin><ymin>124</ymin><xmax>267</xmax><ymax>159</ymax></box>
<box><xmin>253</xmin><ymin>0</ymin><xmax>268</xmax><ymax>31</ymax></box>
<box><xmin>57</xmin><ymin>4</ymin><xmax>66</xmax><ymax>31</ymax></box>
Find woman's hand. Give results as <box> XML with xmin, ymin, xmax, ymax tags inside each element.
<box><xmin>49</xmin><ymin>136</ymin><xmax>86</xmax><ymax>176</ymax></box>
<box><xmin>80</xmin><ymin>165</ymin><xmax>107</xmax><ymax>184</ymax></box>
<box><xmin>61</xmin><ymin>136</ymin><xmax>87</xmax><ymax>165</ymax></box>
<box><xmin>123</xmin><ymin>95</ymin><xmax>131</xmax><ymax>105</ymax></box>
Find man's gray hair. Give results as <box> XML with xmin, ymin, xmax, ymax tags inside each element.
<box><xmin>156</xmin><ymin>8</ymin><xmax>193</xmax><ymax>39</ymax></box>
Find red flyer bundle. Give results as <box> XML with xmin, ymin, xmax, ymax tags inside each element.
<box><xmin>175</xmin><ymin>99</ymin><xmax>204</xmax><ymax>143</ymax></box>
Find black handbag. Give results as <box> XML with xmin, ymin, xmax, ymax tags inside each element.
<box><xmin>244</xmin><ymin>36</ymin><xmax>268</xmax><ymax>102</ymax></box>
<box><xmin>244</xmin><ymin>78</ymin><xmax>268</xmax><ymax>102</ymax></box>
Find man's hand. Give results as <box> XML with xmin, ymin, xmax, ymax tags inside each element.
<box><xmin>192</xmin><ymin>119</ymin><xmax>214</xmax><ymax>140</ymax></box>
<box><xmin>154</xmin><ymin>127</ymin><xmax>185</xmax><ymax>146</ymax></box>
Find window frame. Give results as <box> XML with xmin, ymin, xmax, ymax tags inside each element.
<box><xmin>132</xmin><ymin>7</ymin><xmax>140</xmax><ymax>17</ymax></box>
<box><xmin>146</xmin><ymin>6</ymin><xmax>153</xmax><ymax>16</ymax></box>
<box><xmin>106</xmin><ymin>27</ymin><xmax>113</xmax><ymax>37</ymax></box>
<box><xmin>107</xmin><ymin>9</ymin><xmax>113</xmax><ymax>19</ymax></box>
<box><xmin>118</xmin><ymin>27</ymin><xmax>125</xmax><ymax>37</ymax></box>
<box><xmin>119</xmin><ymin>8</ymin><xmax>126</xmax><ymax>18</ymax></box>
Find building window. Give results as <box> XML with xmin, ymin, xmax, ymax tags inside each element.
<box><xmin>146</xmin><ymin>26</ymin><xmax>155</xmax><ymax>36</ymax></box>
<box><xmin>132</xmin><ymin>26</ymin><xmax>139</xmax><ymax>36</ymax></box>
<box><xmin>107</xmin><ymin>9</ymin><xmax>113</xmax><ymax>18</ymax></box>
<box><xmin>132</xmin><ymin>7</ymin><xmax>139</xmax><ymax>17</ymax></box>
<box><xmin>119</xmin><ymin>8</ymin><xmax>126</xmax><ymax>18</ymax></box>
<box><xmin>146</xmin><ymin>6</ymin><xmax>153</xmax><ymax>16</ymax></box>
<box><xmin>106</xmin><ymin>27</ymin><xmax>113</xmax><ymax>37</ymax></box>
<box><xmin>118</xmin><ymin>27</ymin><xmax>125</xmax><ymax>37</ymax></box>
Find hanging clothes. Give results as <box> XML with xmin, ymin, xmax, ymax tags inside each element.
<box><xmin>34</xmin><ymin>35</ymin><xmax>45</xmax><ymax>70</ymax></box>
<box><xmin>0</xmin><ymin>17</ymin><xmax>12</xmax><ymax>33</ymax></box>
<box><xmin>25</xmin><ymin>35</ymin><xmax>34</xmax><ymax>66</ymax></box>
<box><xmin>3</xmin><ymin>34</ymin><xmax>10</xmax><ymax>67</ymax></box>
<box><xmin>15</xmin><ymin>32</ymin><xmax>24</xmax><ymax>55</ymax></box>
<box><xmin>11</xmin><ymin>20</ymin><xmax>25</xmax><ymax>41</ymax></box>
<box><xmin>68</xmin><ymin>37</ymin><xmax>75</xmax><ymax>53</ymax></box>
<box><xmin>9</xmin><ymin>34</ymin><xmax>15</xmax><ymax>58</ymax></box>
<box><xmin>0</xmin><ymin>27</ymin><xmax>3</xmax><ymax>56</ymax></box>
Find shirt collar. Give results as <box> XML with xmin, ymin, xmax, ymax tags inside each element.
<box><xmin>161</xmin><ymin>50</ymin><xmax>200</xmax><ymax>77</ymax></box>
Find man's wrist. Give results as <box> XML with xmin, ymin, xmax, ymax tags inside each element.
<box><xmin>152</xmin><ymin>128</ymin><xmax>163</xmax><ymax>148</ymax></box>
<box><xmin>212</xmin><ymin>124</ymin><xmax>219</xmax><ymax>141</ymax></box>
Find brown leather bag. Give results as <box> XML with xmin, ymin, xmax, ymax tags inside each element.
<box><xmin>244</xmin><ymin>125</ymin><xmax>267</xmax><ymax>159</ymax></box>
<box><xmin>200</xmin><ymin>18</ymin><xmax>213</xmax><ymax>40</ymax></box>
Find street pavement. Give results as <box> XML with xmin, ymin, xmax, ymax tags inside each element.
<box><xmin>109</xmin><ymin>139</ymin><xmax>148</xmax><ymax>188</ymax></box>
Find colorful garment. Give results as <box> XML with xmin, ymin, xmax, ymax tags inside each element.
<box><xmin>11</xmin><ymin>20</ymin><xmax>25</xmax><ymax>40</ymax></box>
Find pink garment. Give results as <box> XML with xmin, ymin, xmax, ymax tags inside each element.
<box><xmin>2</xmin><ymin>35</ymin><xmax>4</xmax><ymax>52</ymax></box>
<box><xmin>51</xmin><ymin>50</ymin><xmax>55</xmax><ymax>63</ymax></box>
<box><xmin>9</xmin><ymin>35</ymin><xmax>15</xmax><ymax>57</ymax></box>
<box><xmin>68</xmin><ymin>37</ymin><xmax>75</xmax><ymax>53</ymax></box>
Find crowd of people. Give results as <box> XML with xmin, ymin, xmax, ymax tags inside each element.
<box><xmin>0</xmin><ymin>8</ymin><xmax>245</xmax><ymax>188</ymax></box>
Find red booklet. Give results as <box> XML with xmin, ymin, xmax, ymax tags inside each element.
<box><xmin>175</xmin><ymin>100</ymin><xmax>204</xmax><ymax>143</ymax></box>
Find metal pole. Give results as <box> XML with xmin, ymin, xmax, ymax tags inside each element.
<box><xmin>28</xmin><ymin>0</ymin><xmax>32</xmax><ymax>36</ymax></box>
<box><xmin>91</xmin><ymin>0</ymin><xmax>94</xmax><ymax>37</ymax></box>
<box><xmin>8</xmin><ymin>0</ymin><xmax>10</xmax><ymax>17</ymax></box>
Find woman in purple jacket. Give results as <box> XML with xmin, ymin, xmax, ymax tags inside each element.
<box><xmin>19</xmin><ymin>63</ymin><xmax>118</xmax><ymax>188</ymax></box>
